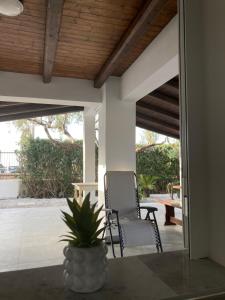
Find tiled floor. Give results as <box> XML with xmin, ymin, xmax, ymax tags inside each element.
<box><xmin>0</xmin><ymin>206</ymin><xmax>68</xmax><ymax>272</ymax></box>
<box><xmin>0</xmin><ymin>197</ymin><xmax>184</xmax><ymax>272</ymax></box>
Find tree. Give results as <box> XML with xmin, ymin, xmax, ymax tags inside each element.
<box><xmin>14</xmin><ymin>118</ymin><xmax>35</xmax><ymax>145</ymax></box>
<box><xmin>144</xmin><ymin>131</ymin><xmax>158</xmax><ymax>145</ymax></box>
<box><xmin>136</xmin><ymin>129</ymin><xmax>166</xmax><ymax>153</ymax></box>
<box><xmin>14</xmin><ymin>112</ymin><xmax>83</xmax><ymax>147</ymax></box>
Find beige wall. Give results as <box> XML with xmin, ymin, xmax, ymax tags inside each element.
<box><xmin>203</xmin><ymin>0</ymin><xmax>225</xmax><ymax>266</ymax></box>
<box><xmin>180</xmin><ymin>0</ymin><xmax>225</xmax><ymax>265</ymax></box>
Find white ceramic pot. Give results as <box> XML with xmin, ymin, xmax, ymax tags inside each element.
<box><xmin>63</xmin><ymin>243</ymin><xmax>108</xmax><ymax>293</ymax></box>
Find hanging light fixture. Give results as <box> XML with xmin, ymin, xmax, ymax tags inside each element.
<box><xmin>0</xmin><ymin>0</ymin><xmax>24</xmax><ymax>17</ymax></box>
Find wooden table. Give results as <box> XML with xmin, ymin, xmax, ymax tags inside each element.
<box><xmin>72</xmin><ymin>182</ymin><xmax>98</xmax><ymax>205</ymax></box>
<box><xmin>157</xmin><ymin>199</ymin><xmax>182</xmax><ymax>226</ymax></box>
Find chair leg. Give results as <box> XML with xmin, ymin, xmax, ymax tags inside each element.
<box><xmin>152</xmin><ymin>211</ymin><xmax>163</xmax><ymax>253</ymax></box>
<box><xmin>118</xmin><ymin>224</ymin><xmax>124</xmax><ymax>257</ymax></box>
<box><xmin>119</xmin><ymin>242</ymin><xmax>124</xmax><ymax>257</ymax></box>
<box><xmin>146</xmin><ymin>211</ymin><xmax>163</xmax><ymax>253</ymax></box>
<box><xmin>108</xmin><ymin>223</ymin><xmax>116</xmax><ymax>258</ymax></box>
<box><xmin>114</xmin><ymin>212</ymin><xmax>124</xmax><ymax>258</ymax></box>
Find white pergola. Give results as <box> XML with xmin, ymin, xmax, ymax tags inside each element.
<box><xmin>0</xmin><ymin>15</ymin><xmax>178</xmax><ymax>207</ymax></box>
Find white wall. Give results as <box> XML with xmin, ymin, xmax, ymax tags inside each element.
<box><xmin>180</xmin><ymin>0</ymin><xmax>225</xmax><ymax>265</ymax></box>
<box><xmin>0</xmin><ymin>179</ymin><xmax>21</xmax><ymax>199</ymax></box>
<box><xmin>121</xmin><ymin>15</ymin><xmax>178</xmax><ymax>103</ymax></box>
<box><xmin>0</xmin><ymin>71</ymin><xmax>102</xmax><ymax>107</ymax></box>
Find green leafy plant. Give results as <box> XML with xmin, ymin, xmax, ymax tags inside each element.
<box><xmin>138</xmin><ymin>174</ymin><xmax>158</xmax><ymax>198</ymax></box>
<box><xmin>136</xmin><ymin>143</ymin><xmax>180</xmax><ymax>193</ymax></box>
<box><xmin>17</xmin><ymin>138</ymin><xmax>83</xmax><ymax>198</ymax></box>
<box><xmin>61</xmin><ymin>193</ymin><xmax>105</xmax><ymax>248</ymax></box>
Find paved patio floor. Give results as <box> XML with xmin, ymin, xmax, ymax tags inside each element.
<box><xmin>0</xmin><ymin>196</ymin><xmax>184</xmax><ymax>272</ymax></box>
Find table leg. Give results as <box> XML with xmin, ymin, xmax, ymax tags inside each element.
<box><xmin>164</xmin><ymin>205</ymin><xmax>176</xmax><ymax>225</ymax></box>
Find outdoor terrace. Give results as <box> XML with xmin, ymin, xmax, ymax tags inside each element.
<box><xmin>0</xmin><ymin>195</ymin><xmax>183</xmax><ymax>272</ymax></box>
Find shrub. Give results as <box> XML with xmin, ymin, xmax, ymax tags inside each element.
<box><xmin>17</xmin><ymin>138</ymin><xmax>83</xmax><ymax>198</ymax></box>
<box><xmin>138</xmin><ymin>175</ymin><xmax>158</xmax><ymax>198</ymax></box>
<box><xmin>136</xmin><ymin>144</ymin><xmax>179</xmax><ymax>193</ymax></box>
<box><xmin>17</xmin><ymin>138</ymin><xmax>179</xmax><ymax>197</ymax></box>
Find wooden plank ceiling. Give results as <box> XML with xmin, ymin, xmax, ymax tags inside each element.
<box><xmin>136</xmin><ymin>76</ymin><xmax>179</xmax><ymax>139</ymax></box>
<box><xmin>0</xmin><ymin>0</ymin><xmax>178</xmax><ymax>132</ymax></box>
<box><xmin>0</xmin><ymin>0</ymin><xmax>177</xmax><ymax>84</ymax></box>
<box><xmin>0</xmin><ymin>102</ymin><xmax>83</xmax><ymax>122</ymax></box>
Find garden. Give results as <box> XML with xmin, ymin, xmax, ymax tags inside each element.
<box><xmin>17</xmin><ymin>137</ymin><xmax>179</xmax><ymax>198</ymax></box>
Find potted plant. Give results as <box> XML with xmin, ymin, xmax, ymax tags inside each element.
<box><xmin>138</xmin><ymin>174</ymin><xmax>158</xmax><ymax>198</ymax></box>
<box><xmin>61</xmin><ymin>193</ymin><xmax>108</xmax><ymax>293</ymax></box>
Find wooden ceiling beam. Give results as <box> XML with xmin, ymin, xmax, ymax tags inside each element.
<box><xmin>137</xmin><ymin>101</ymin><xmax>179</xmax><ymax>121</ymax></box>
<box><xmin>167</xmin><ymin>76</ymin><xmax>179</xmax><ymax>87</ymax></box>
<box><xmin>0</xmin><ymin>101</ymin><xmax>22</xmax><ymax>107</ymax></box>
<box><xmin>43</xmin><ymin>0</ymin><xmax>64</xmax><ymax>83</ymax></box>
<box><xmin>136</xmin><ymin>106</ymin><xmax>179</xmax><ymax>127</ymax></box>
<box><xmin>137</xmin><ymin>123</ymin><xmax>179</xmax><ymax>139</ymax></box>
<box><xmin>136</xmin><ymin>118</ymin><xmax>179</xmax><ymax>138</ymax></box>
<box><xmin>136</xmin><ymin>111</ymin><xmax>179</xmax><ymax>131</ymax></box>
<box><xmin>143</xmin><ymin>93</ymin><xmax>179</xmax><ymax>114</ymax></box>
<box><xmin>0</xmin><ymin>106</ymin><xmax>83</xmax><ymax>122</ymax></box>
<box><xmin>158</xmin><ymin>83</ymin><xmax>179</xmax><ymax>99</ymax></box>
<box><xmin>0</xmin><ymin>103</ymin><xmax>67</xmax><ymax>117</ymax></box>
<box><xmin>136</xmin><ymin>118</ymin><xmax>179</xmax><ymax>139</ymax></box>
<box><xmin>94</xmin><ymin>0</ymin><xmax>170</xmax><ymax>88</ymax></box>
<box><xmin>148</xmin><ymin>91</ymin><xmax>179</xmax><ymax>105</ymax></box>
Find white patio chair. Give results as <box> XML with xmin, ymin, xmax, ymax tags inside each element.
<box><xmin>103</xmin><ymin>171</ymin><xmax>163</xmax><ymax>258</ymax></box>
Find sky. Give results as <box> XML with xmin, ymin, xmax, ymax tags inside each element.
<box><xmin>0</xmin><ymin>121</ymin><xmax>171</xmax><ymax>152</ymax></box>
<box><xmin>0</xmin><ymin>121</ymin><xmax>83</xmax><ymax>152</ymax></box>
<box><xmin>0</xmin><ymin>119</ymin><xmax>176</xmax><ymax>168</ymax></box>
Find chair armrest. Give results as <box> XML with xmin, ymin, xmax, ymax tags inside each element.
<box><xmin>102</xmin><ymin>208</ymin><xmax>113</xmax><ymax>212</ymax></box>
<box><xmin>102</xmin><ymin>208</ymin><xmax>119</xmax><ymax>214</ymax></box>
<box><xmin>140</xmin><ymin>206</ymin><xmax>158</xmax><ymax>212</ymax></box>
<box><xmin>104</xmin><ymin>209</ymin><xmax>120</xmax><ymax>229</ymax></box>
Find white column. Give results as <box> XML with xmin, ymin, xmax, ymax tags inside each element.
<box><xmin>98</xmin><ymin>77</ymin><xmax>136</xmax><ymax>206</ymax></box>
<box><xmin>83</xmin><ymin>108</ymin><xmax>96</xmax><ymax>183</ymax></box>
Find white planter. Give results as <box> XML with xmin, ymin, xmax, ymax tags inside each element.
<box><xmin>63</xmin><ymin>243</ymin><xmax>108</xmax><ymax>293</ymax></box>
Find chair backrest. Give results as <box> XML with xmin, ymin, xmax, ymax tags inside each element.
<box><xmin>104</xmin><ymin>171</ymin><xmax>139</xmax><ymax>219</ymax></box>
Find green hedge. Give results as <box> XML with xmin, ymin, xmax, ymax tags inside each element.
<box><xmin>17</xmin><ymin>138</ymin><xmax>83</xmax><ymax>198</ymax></box>
<box><xmin>18</xmin><ymin>138</ymin><xmax>179</xmax><ymax>197</ymax></box>
<box><xmin>136</xmin><ymin>144</ymin><xmax>179</xmax><ymax>193</ymax></box>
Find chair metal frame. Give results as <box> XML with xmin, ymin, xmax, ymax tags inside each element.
<box><xmin>103</xmin><ymin>171</ymin><xmax>163</xmax><ymax>258</ymax></box>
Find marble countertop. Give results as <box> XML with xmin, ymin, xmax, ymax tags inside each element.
<box><xmin>1</xmin><ymin>251</ymin><xmax>225</xmax><ymax>300</ymax></box>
